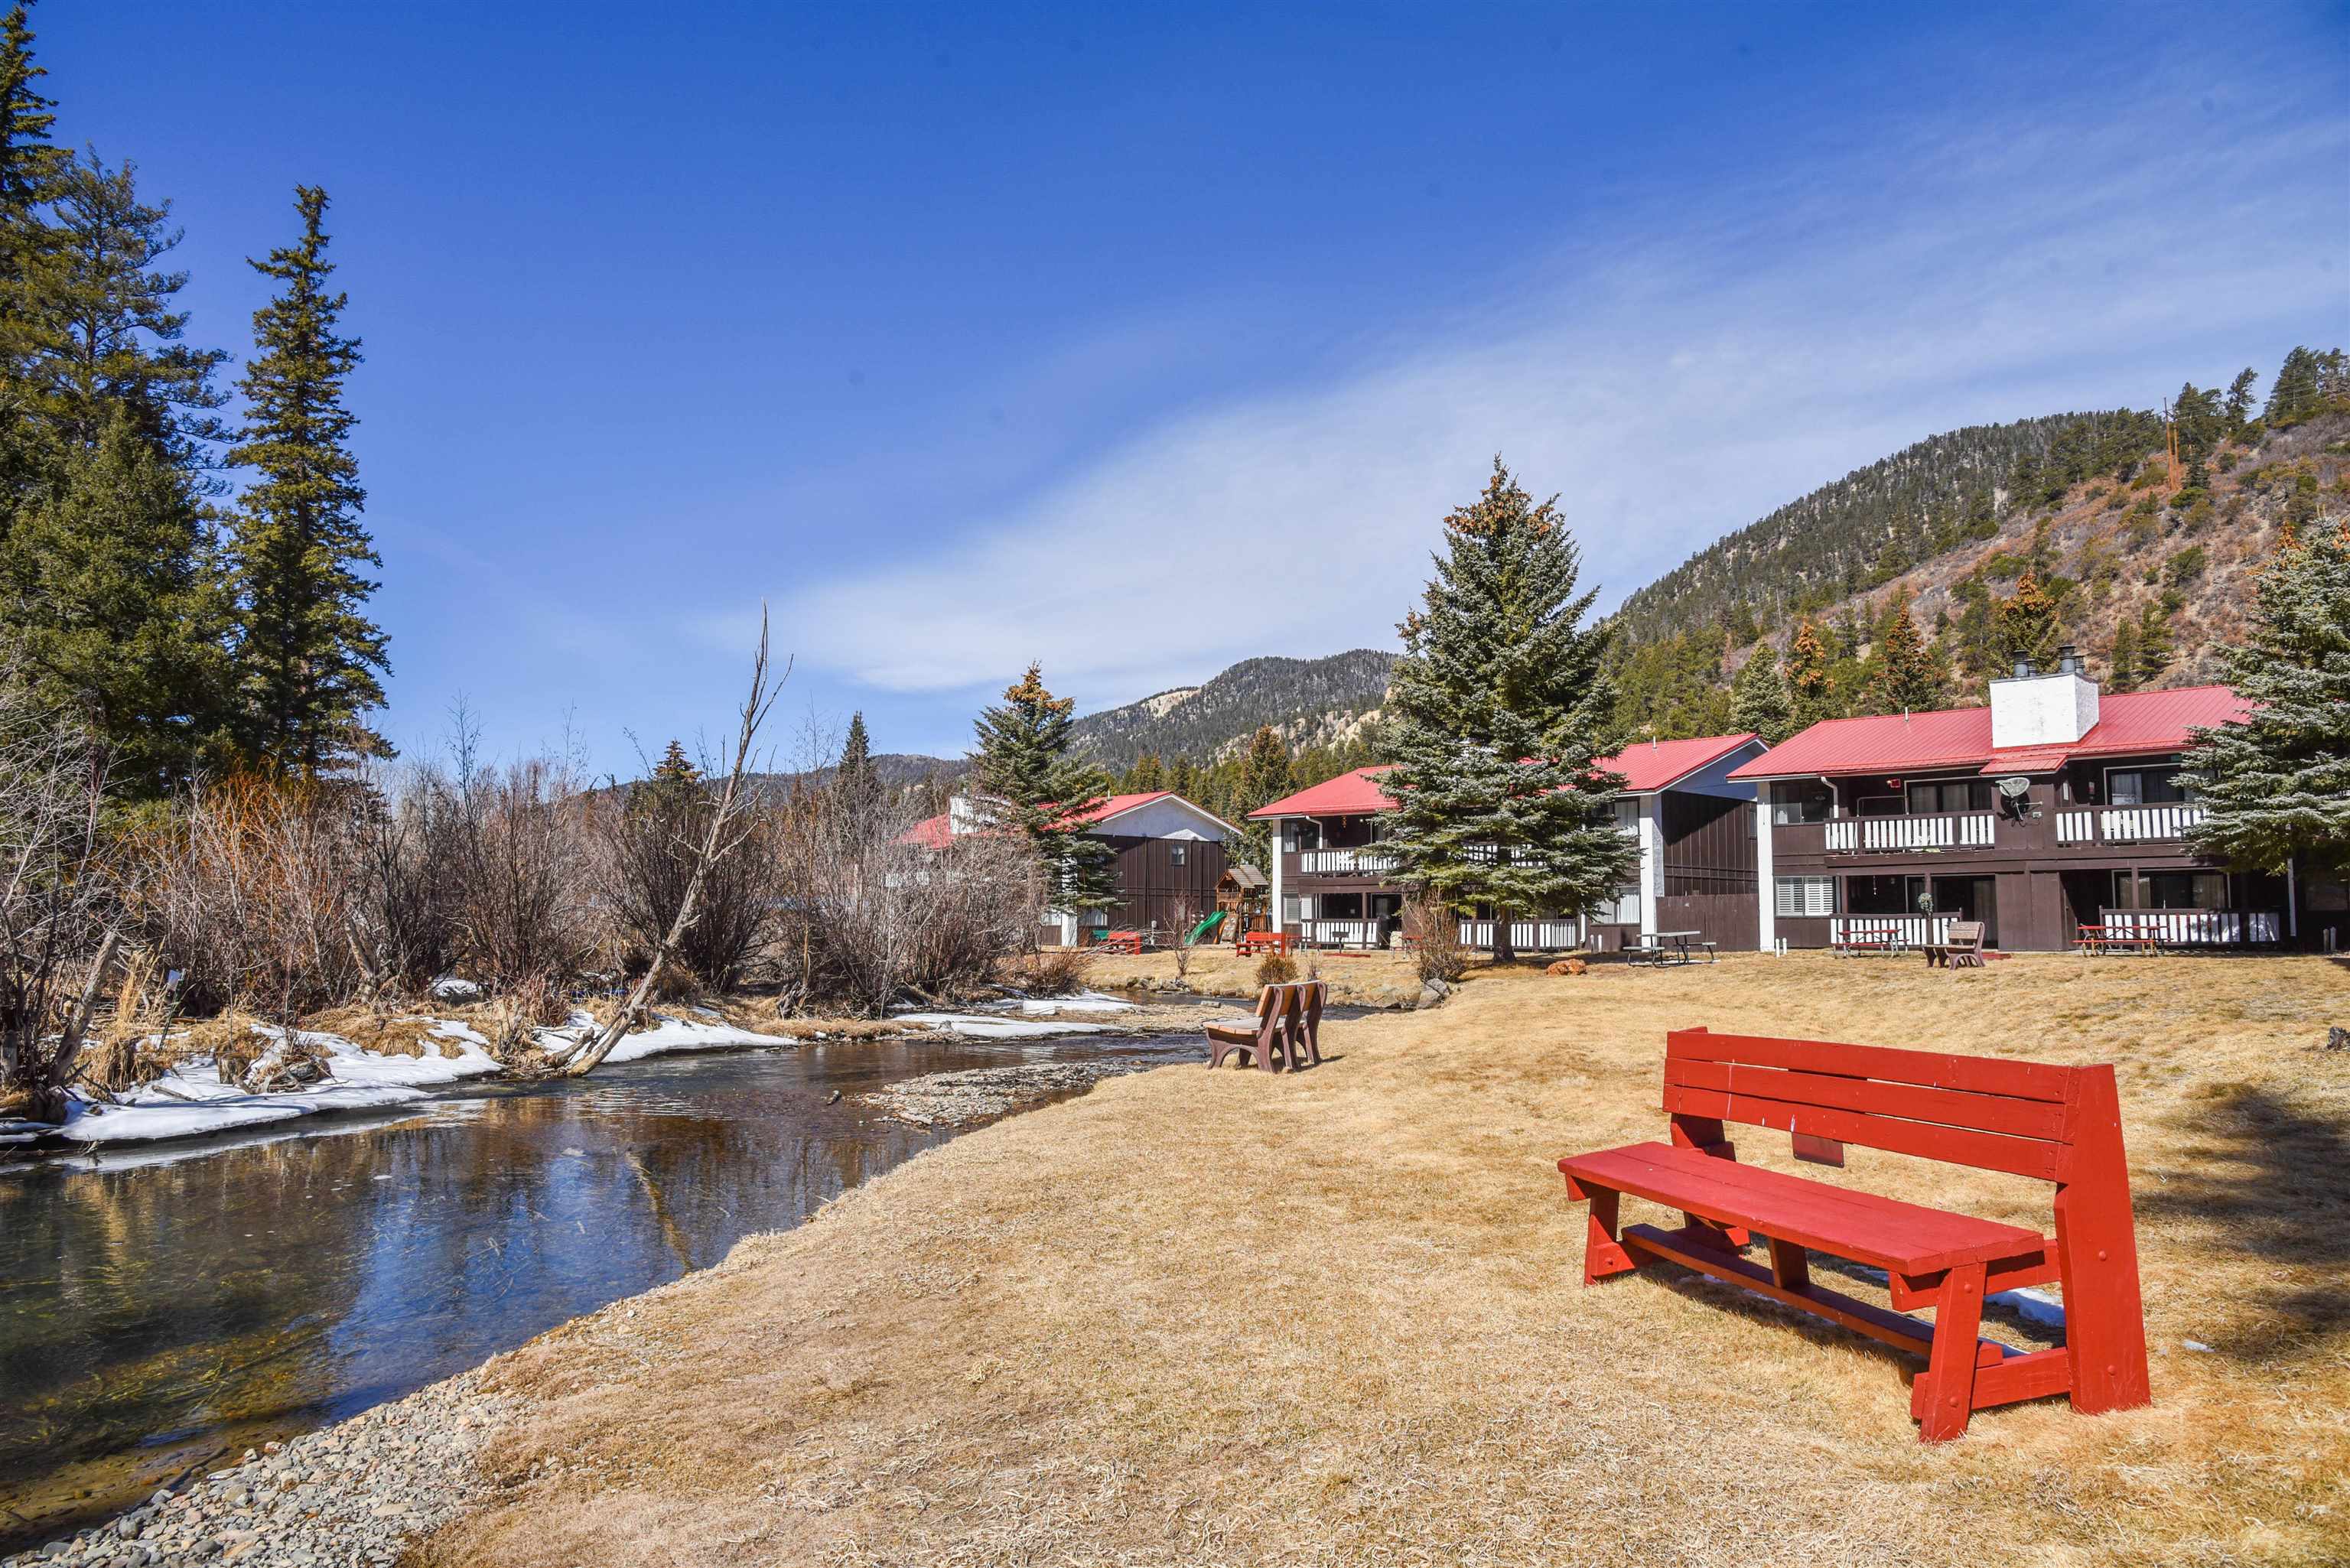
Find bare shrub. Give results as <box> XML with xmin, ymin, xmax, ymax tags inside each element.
<box><xmin>0</xmin><ymin>669</ymin><xmax>119</xmax><ymax>1119</ymax></box>
<box><xmin>350</xmin><ymin>756</ymin><xmax>467</xmax><ymax>991</ymax></box>
<box><xmin>141</xmin><ymin>773</ymin><xmax>367</xmax><ymax>1030</ymax></box>
<box><xmin>590</xmin><ymin>744</ymin><xmax>782</xmax><ymax>994</ymax></box>
<box><xmin>1254</xmin><ymin>952</ymin><xmax>1297</xmax><ymax>987</ymax></box>
<box><xmin>1165</xmin><ymin>893</ymin><xmax>1202</xmax><ymax>984</ymax></box>
<box><xmin>1006</xmin><ymin>946</ymin><xmax>1089</xmax><ymax>996</ymax></box>
<box><xmin>447</xmin><ymin>753</ymin><xmax>598</xmax><ymax>991</ymax></box>
<box><xmin>773</xmin><ymin>787</ymin><xmax>1040</xmax><ymax>1017</ymax></box>
<box><xmin>1404</xmin><ymin>896</ymin><xmax>1469</xmax><ymax>984</ymax></box>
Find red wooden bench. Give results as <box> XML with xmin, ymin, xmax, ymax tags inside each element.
<box><xmin>1236</xmin><ymin>930</ymin><xmax>1294</xmax><ymax>957</ymax></box>
<box><xmin>1557</xmin><ymin>1026</ymin><xmax>2150</xmax><ymax>1441</ymax></box>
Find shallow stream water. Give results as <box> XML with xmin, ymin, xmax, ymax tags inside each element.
<box><xmin>0</xmin><ymin>1026</ymin><xmax>1207</xmax><ymax>1551</ymax></box>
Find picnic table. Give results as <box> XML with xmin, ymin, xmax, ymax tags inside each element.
<box><xmin>1090</xmin><ymin>929</ymin><xmax>1142</xmax><ymax>955</ymax></box>
<box><xmin>1626</xmin><ymin>929</ymin><xmax>1711</xmax><ymax>967</ymax></box>
<box><xmin>2076</xmin><ymin>923</ymin><xmax>2160</xmax><ymax>956</ymax></box>
<box><xmin>1236</xmin><ymin>929</ymin><xmax>1294</xmax><ymax>957</ymax></box>
<box><xmin>1831</xmin><ymin>932</ymin><xmax>1906</xmax><ymax>957</ymax></box>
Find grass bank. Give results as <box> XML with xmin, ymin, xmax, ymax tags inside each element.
<box><xmin>422</xmin><ymin>952</ymin><xmax>2350</xmax><ymax>1566</ymax></box>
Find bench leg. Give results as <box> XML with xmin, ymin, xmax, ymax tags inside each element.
<box><xmin>1766</xmin><ymin>1236</ymin><xmax>1809</xmax><ymax>1293</ymax></box>
<box><xmin>1916</xmin><ymin>1261</ymin><xmax>1986</xmax><ymax>1441</ymax></box>
<box><xmin>2055</xmin><ymin>1066</ymin><xmax>2153</xmax><ymax>1415</ymax></box>
<box><xmin>1573</xmin><ymin>1183</ymin><xmax>1639</xmax><ymax>1284</ymax></box>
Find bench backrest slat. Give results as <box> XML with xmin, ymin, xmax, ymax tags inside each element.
<box><xmin>1665</xmin><ymin>1027</ymin><xmax>2081</xmax><ymax>1183</ymax></box>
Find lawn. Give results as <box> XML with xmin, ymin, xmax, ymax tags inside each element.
<box><xmin>422</xmin><ymin>952</ymin><xmax>2350</xmax><ymax>1566</ymax></box>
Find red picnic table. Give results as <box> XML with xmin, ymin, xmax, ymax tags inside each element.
<box><xmin>1236</xmin><ymin>929</ymin><xmax>1294</xmax><ymax>957</ymax></box>
<box><xmin>2075</xmin><ymin>924</ymin><xmax>2159</xmax><ymax>955</ymax></box>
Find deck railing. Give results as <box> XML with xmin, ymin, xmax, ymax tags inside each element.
<box><xmin>1295</xmin><ymin>847</ymin><xmax>1399</xmax><ymax>876</ymax></box>
<box><xmin>1828</xmin><ymin>914</ymin><xmax>1955</xmax><ymax>947</ymax></box>
<box><xmin>1456</xmin><ymin>919</ymin><xmax>1582</xmax><ymax>952</ymax></box>
<box><xmin>1297</xmin><ymin>918</ymin><xmax>1388</xmax><ymax>948</ymax></box>
<box><xmin>2097</xmin><ymin>908</ymin><xmax>2278</xmax><ymax>945</ymax></box>
<box><xmin>1821</xmin><ymin>812</ymin><xmax>1997</xmax><ymax>853</ymax></box>
<box><xmin>2058</xmin><ymin>804</ymin><xmax>2206</xmax><ymax>845</ymax></box>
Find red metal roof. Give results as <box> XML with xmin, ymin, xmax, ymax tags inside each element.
<box><xmin>1248</xmin><ymin>765</ymin><xmax>1397</xmax><ymax>819</ymax></box>
<box><xmin>1727</xmin><ymin>685</ymin><xmax>2248</xmax><ymax>781</ymax></box>
<box><xmin>1600</xmin><ymin>733</ymin><xmax>1762</xmax><ymax>792</ymax></box>
<box><xmin>903</xmin><ymin>790</ymin><xmax>1233</xmax><ymax>845</ymax></box>
<box><xmin>901</xmin><ymin>812</ymin><xmax>953</xmax><ymax>849</ymax></box>
<box><xmin>1249</xmin><ymin>735</ymin><xmax>1760</xmax><ymax>819</ymax></box>
<box><xmin>1073</xmin><ymin>791</ymin><xmax>1174</xmax><ymax>827</ymax></box>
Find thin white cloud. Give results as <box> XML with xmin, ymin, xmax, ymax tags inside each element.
<box><xmin>761</xmin><ymin>89</ymin><xmax>2346</xmax><ymax>724</ymax></box>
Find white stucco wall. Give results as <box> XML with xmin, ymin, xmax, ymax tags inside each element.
<box><xmin>1755</xmin><ymin>798</ymin><xmax>1776</xmax><ymax>952</ymax></box>
<box><xmin>1989</xmin><ymin>672</ymin><xmax>2100</xmax><ymax>748</ymax></box>
<box><xmin>1093</xmin><ymin>796</ymin><xmax>1230</xmax><ymax>841</ymax></box>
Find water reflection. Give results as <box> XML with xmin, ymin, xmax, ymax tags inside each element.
<box><xmin>0</xmin><ymin>1030</ymin><xmax>1198</xmax><ymax>1550</ymax></box>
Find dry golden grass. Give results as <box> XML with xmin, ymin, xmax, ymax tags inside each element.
<box><xmin>1089</xmin><ymin>944</ymin><xmax>1434</xmax><ymax>1004</ymax></box>
<box><xmin>423</xmin><ymin>953</ymin><xmax>2350</xmax><ymax>1567</ymax></box>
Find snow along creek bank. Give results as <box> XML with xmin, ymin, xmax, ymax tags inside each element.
<box><xmin>0</xmin><ymin>991</ymin><xmax>1203</xmax><ymax>1156</ymax></box>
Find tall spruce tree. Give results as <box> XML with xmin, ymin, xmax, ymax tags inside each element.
<box><xmin>0</xmin><ymin>3</ymin><xmax>59</xmax><ymax>400</ymax></box>
<box><xmin>1863</xmin><ymin>589</ymin><xmax>1943</xmax><ymax>714</ymax></box>
<box><xmin>0</xmin><ymin>406</ymin><xmax>233</xmax><ymax>791</ymax></box>
<box><xmin>2105</xmin><ymin>614</ymin><xmax>2140</xmax><ymax>694</ymax></box>
<box><xmin>2134</xmin><ymin>601</ymin><xmax>2174</xmax><ymax>685</ymax></box>
<box><xmin>2183</xmin><ymin>522</ymin><xmax>2350</xmax><ymax>875</ymax></box>
<box><xmin>971</xmin><ymin>663</ymin><xmax>1118</xmax><ymax>919</ymax></box>
<box><xmin>836</xmin><ymin>711</ymin><xmax>875</xmax><ymax>803</ymax></box>
<box><xmin>1125</xmin><ymin>751</ymin><xmax>1165</xmax><ymax>792</ymax></box>
<box><xmin>34</xmin><ymin>151</ymin><xmax>227</xmax><ymax>462</ymax></box>
<box><xmin>1785</xmin><ymin>618</ymin><xmax>1837</xmax><ymax>730</ymax></box>
<box><xmin>1728</xmin><ymin>643</ymin><xmax>1794</xmax><ymax>743</ymax></box>
<box><xmin>1378</xmin><ymin>459</ymin><xmax>1633</xmax><ymax>963</ymax></box>
<box><xmin>226</xmin><ymin>186</ymin><xmax>387</xmax><ymax>773</ymax></box>
<box><xmin>1996</xmin><ymin>571</ymin><xmax>2062</xmax><ymax>673</ymax></box>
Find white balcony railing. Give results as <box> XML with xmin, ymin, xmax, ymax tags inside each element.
<box><xmin>1828</xmin><ymin>915</ymin><xmax>1954</xmax><ymax>947</ymax></box>
<box><xmin>1457</xmin><ymin>919</ymin><xmax>1582</xmax><ymax>951</ymax></box>
<box><xmin>2100</xmin><ymin>909</ymin><xmax>2277</xmax><ymax>945</ymax></box>
<box><xmin>1295</xmin><ymin>847</ymin><xmax>1399</xmax><ymax>876</ymax></box>
<box><xmin>1821</xmin><ymin>812</ymin><xmax>1997</xmax><ymax>853</ymax></box>
<box><xmin>1297</xmin><ymin>918</ymin><xmax>1388</xmax><ymax>948</ymax></box>
<box><xmin>2100</xmin><ymin>804</ymin><xmax>2205</xmax><ymax>843</ymax></box>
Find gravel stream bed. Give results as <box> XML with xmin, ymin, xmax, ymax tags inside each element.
<box><xmin>3</xmin><ymin>1374</ymin><xmax>512</xmax><ymax>1568</ymax></box>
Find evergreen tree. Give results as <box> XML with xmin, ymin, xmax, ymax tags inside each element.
<box><xmin>2264</xmin><ymin>346</ymin><xmax>2326</xmax><ymax>428</ymax></box>
<box><xmin>2183</xmin><ymin>522</ymin><xmax>2350</xmax><ymax>874</ymax></box>
<box><xmin>1125</xmin><ymin>750</ymin><xmax>1165</xmax><ymax>792</ymax></box>
<box><xmin>1378</xmin><ymin>459</ymin><xmax>1634</xmax><ymax>963</ymax></box>
<box><xmin>2222</xmin><ymin>367</ymin><xmax>2260</xmax><ymax>437</ymax></box>
<box><xmin>1995</xmin><ymin>571</ymin><xmax>2062</xmax><ymax>674</ymax></box>
<box><xmin>836</xmin><ymin>711</ymin><xmax>875</xmax><ymax>803</ymax></box>
<box><xmin>1229</xmin><ymin>724</ymin><xmax>1294</xmax><ymax>868</ymax></box>
<box><xmin>1863</xmin><ymin>588</ymin><xmax>1942</xmax><ymax>714</ymax></box>
<box><xmin>0</xmin><ymin>405</ymin><xmax>232</xmax><ymax>791</ymax></box>
<box><xmin>0</xmin><ymin>2</ymin><xmax>60</xmax><ymax>401</ymax></box>
<box><xmin>2134</xmin><ymin>602</ymin><xmax>2174</xmax><ymax>685</ymax></box>
<box><xmin>225</xmin><ymin>186</ymin><xmax>387</xmax><ymax>773</ymax></box>
<box><xmin>647</xmin><ymin>737</ymin><xmax>700</xmax><ymax>792</ymax></box>
<box><xmin>2105</xmin><ymin>614</ymin><xmax>2139</xmax><ymax>694</ymax></box>
<box><xmin>34</xmin><ymin>151</ymin><xmax>226</xmax><ymax>463</ymax></box>
<box><xmin>1785</xmin><ymin>618</ymin><xmax>1837</xmax><ymax>730</ymax></box>
<box><xmin>970</xmin><ymin>662</ymin><xmax>1118</xmax><ymax>918</ymax></box>
<box><xmin>1729</xmin><ymin>643</ymin><xmax>1793</xmax><ymax>743</ymax></box>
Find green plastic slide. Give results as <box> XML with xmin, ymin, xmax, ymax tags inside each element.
<box><xmin>1186</xmin><ymin>910</ymin><xmax>1226</xmax><ymax>945</ymax></box>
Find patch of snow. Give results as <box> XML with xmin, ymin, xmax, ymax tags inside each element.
<box><xmin>895</xmin><ymin>1012</ymin><xmax>1117</xmax><ymax>1039</ymax></box>
<box><xmin>1987</xmin><ymin>1285</ymin><xmax>2066</xmax><ymax>1330</ymax></box>
<box><xmin>587</xmin><ymin>1016</ymin><xmax>787</xmax><ymax>1065</ymax></box>
<box><xmin>1005</xmin><ymin>990</ymin><xmax>1138</xmax><ymax>1017</ymax></box>
<box><xmin>54</xmin><ymin>1020</ymin><xmax>503</xmax><ymax>1147</ymax></box>
<box><xmin>2183</xmin><ymin>1339</ymin><xmax>2216</xmax><ymax>1353</ymax></box>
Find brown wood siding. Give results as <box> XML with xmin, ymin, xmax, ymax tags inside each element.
<box><xmin>1662</xmin><ymin>792</ymin><xmax>1757</xmax><ymax>897</ymax></box>
<box><xmin>1092</xmin><ymin>834</ymin><xmax>1230</xmax><ymax>939</ymax></box>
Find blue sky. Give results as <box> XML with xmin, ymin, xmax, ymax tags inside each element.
<box><xmin>45</xmin><ymin>2</ymin><xmax>2350</xmax><ymax>771</ymax></box>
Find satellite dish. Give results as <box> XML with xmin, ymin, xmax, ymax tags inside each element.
<box><xmin>1996</xmin><ymin>776</ymin><xmax>2033</xmax><ymax>799</ymax></box>
<box><xmin>1994</xmin><ymin>776</ymin><xmax>2042</xmax><ymax>820</ymax></box>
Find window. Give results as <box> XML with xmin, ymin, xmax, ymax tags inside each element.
<box><xmin>1282</xmin><ymin>895</ymin><xmax>1314</xmax><ymax>922</ymax></box>
<box><xmin>1769</xmin><ymin>780</ymin><xmax>1831</xmax><ymax>825</ymax></box>
<box><xmin>2112</xmin><ymin>871</ymin><xmax>2228</xmax><ymax>910</ymax></box>
<box><xmin>1282</xmin><ymin>820</ymin><xmax>1322</xmax><ymax>854</ymax></box>
<box><xmin>1610</xmin><ymin>797</ymin><xmax>1641</xmax><ymax>832</ymax></box>
<box><xmin>1775</xmin><ymin>876</ymin><xmax>1834</xmax><ymax>917</ymax></box>
<box><xmin>2107</xmin><ymin>766</ymin><xmax>2199</xmax><ymax>806</ymax></box>
<box><xmin>1320</xmin><ymin>892</ymin><xmax>1364</xmax><ymax>920</ymax></box>
<box><xmin>1844</xmin><ymin>874</ymin><xmax>1922</xmax><ymax>915</ymax></box>
<box><xmin>1169</xmin><ymin>844</ymin><xmax>1186</xmax><ymax>866</ymax></box>
<box><xmin>1854</xmin><ymin>794</ymin><xmax>1906</xmax><ymax>817</ymax></box>
<box><xmin>1592</xmin><ymin>885</ymin><xmax>1641</xmax><ymax>925</ymax></box>
<box><xmin>1906</xmin><ymin>778</ymin><xmax>1994</xmax><ymax>815</ymax></box>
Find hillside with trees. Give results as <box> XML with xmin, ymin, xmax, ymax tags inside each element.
<box><xmin>1610</xmin><ymin>348</ymin><xmax>2350</xmax><ymax>740</ymax></box>
<box><xmin>1067</xmin><ymin>649</ymin><xmax>1394</xmax><ymax>769</ymax></box>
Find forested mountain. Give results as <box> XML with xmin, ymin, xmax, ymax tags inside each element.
<box><xmin>1609</xmin><ymin>348</ymin><xmax>2350</xmax><ymax>743</ymax></box>
<box><xmin>1068</xmin><ymin>649</ymin><xmax>1394</xmax><ymax>769</ymax></box>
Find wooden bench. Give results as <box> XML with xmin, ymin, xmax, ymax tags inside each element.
<box><xmin>1203</xmin><ymin>981</ymin><xmax>1323</xmax><ymax>1072</ymax></box>
<box><xmin>1557</xmin><ymin>1026</ymin><xmax>2150</xmax><ymax>1441</ymax></box>
<box><xmin>1236</xmin><ymin>930</ymin><xmax>1294</xmax><ymax>957</ymax></box>
<box><xmin>1924</xmin><ymin>919</ymin><xmax>1987</xmax><ymax>968</ymax></box>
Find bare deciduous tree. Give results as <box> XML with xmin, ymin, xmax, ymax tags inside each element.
<box><xmin>546</xmin><ymin>615</ymin><xmax>787</xmax><ymax>1075</ymax></box>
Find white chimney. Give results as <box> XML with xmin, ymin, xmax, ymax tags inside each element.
<box><xmin>1990</xmin><ymin>648</ymin><xmax>2099</xmax><ymax>749</ymax></box>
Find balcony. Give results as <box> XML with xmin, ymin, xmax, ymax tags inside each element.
<box><xmin>1820</xmin><ymin>812</ymin><xmax>1997</xmax><ymax>854</ymax></box>
<box><xmin>2094</xmin><ymin>907</ymin><xmax>2277</xmax><ymax>945</ymax></box>
<box><xmin>1293</xmin><ymin>847</ymin><xmax>1400</xmax><ymax>877</ymax></box>
<box><xmin>2056</xmin><ymin>804</ymin><xmax>2205</xmax><ymax>845</ymax></box>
